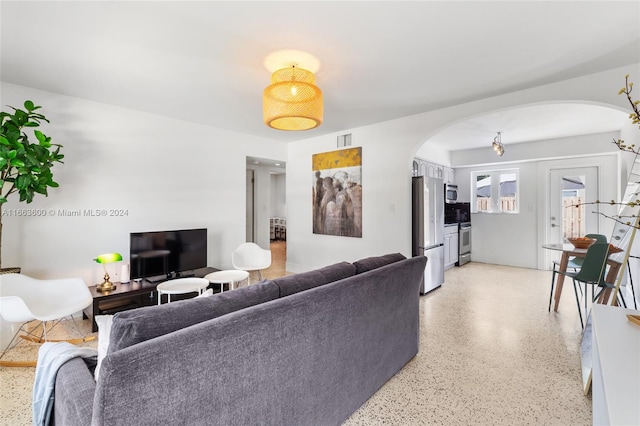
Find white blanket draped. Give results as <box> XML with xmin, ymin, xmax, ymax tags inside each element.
<box><xmin>32</xmin><ymin>342</ymin><xmax>97</xmax><ymax>426</ymax></box>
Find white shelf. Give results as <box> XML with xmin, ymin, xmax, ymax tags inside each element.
<box><xmin>591</xmin><ymin>304</ymin><xmax>640</xmax><ymax>426</ymax></box>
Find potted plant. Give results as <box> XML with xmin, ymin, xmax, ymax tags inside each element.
<box><xmin>0</xmin><ymin>100</ymin><xmax>64</xmax><ymax>272</ymax></box>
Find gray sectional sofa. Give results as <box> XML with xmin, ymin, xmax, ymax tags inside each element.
<box><xmin>53</xmin><ymin>253</ymin><xmax>427</xmax><ymax>426</ymax></box>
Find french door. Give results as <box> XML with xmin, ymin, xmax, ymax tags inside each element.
<box><xmin>544</xmin><ymin>166</ymin><xmax>599</xmax><ymax>268</ymax></box>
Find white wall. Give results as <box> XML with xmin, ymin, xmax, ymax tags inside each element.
<box><xmin>454</xmin><ymin>152</ymin><xmax>618</xmax><ymax>269</ymax></box>
<box><xmin>0</xmin><ymin>82</ymin><xmax>286</xmax><ymax>283</ymax></box>
<box><xmin>286</xmin><ymin>123</ymin><xmax>432</xmax><ymax>272</ymax></box>
<box><xmin>454</xmin><ymin>161</ymin><xmax>538</xmax><ymax>268</ymax></box>
<box><xmin>285</xmin><ymin>64</ymin><xmax>640</xmax><ymax>272</ymax></box>
<box><xmin>270</xmin><ymin>174</ymin><xmax>286</xmax><ymax>218</ymax></box>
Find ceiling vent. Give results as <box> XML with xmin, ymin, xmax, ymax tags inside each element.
<box><xmin>337</xmin><ymin>133</ymin><xmax>352</xmax><ymax>147</ymax></box>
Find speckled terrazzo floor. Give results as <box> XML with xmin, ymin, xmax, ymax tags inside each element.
<box><xmin>0</xmin><ymin>319</ymin><xmax>97</xmax><ymax>426</ymax></box>
<box><xmin>344</xmin><ymin>262</ymin><xmax>591</xmax><ymax>426</ymax></box>
<box><xmin>0</xmin><ymin>262</ymin><xmax>591</xmax><ymax>425</ymax></box>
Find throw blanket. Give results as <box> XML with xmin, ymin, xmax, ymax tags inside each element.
<box><xmin>32</xmin><ymin>342</ymin><xmax>97</xmax><ymax>426</ymax></box>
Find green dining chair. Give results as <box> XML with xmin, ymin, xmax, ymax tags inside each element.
<box><xmin>548</xmin><ymin>233</ymin><xmax>607</xmax><ymax>313</ymax></box>
<box><xmin>553</xmin><ymin>241</ymin><xmax>609</xmax><ymax>329</ymax></box>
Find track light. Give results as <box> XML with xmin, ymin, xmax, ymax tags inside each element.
<box><xmin>492</xmin><ymin>132</ymin><xmax>504</xmax><ymax>157</ymax></box>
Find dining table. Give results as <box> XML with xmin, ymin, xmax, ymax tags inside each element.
<box><xmin>542</xmin><ymin>243</ymin><xmax>623</xmax><ymax>312</ymax></box>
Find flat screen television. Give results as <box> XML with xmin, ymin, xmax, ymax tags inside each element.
<box><xmin>129</xmin><ymin>228</ymin><xmax>207</xmax><ymax>282</ymax></box>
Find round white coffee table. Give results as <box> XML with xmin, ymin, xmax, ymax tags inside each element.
<box><xmin>156</xmin><ymin>277</ymin><xmax>210</xmax><ymax>304</ymax></box>
<box><xmin>204</xmin><ymin>270</ymin><xmax>250</xmax><ymax>292</ymax></box>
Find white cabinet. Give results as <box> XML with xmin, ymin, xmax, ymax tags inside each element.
<box><xmin>444</xmin><ymin>225</ymin><xmax>459</xmax><ymax>270</ymax></box>
<box><xmin>413</xmin><ymin>158</ymin><xmax>455</xmax><ymax>184</ymax></box>
<box><xmin>443</xmin><ymin>167</ymin><xmax>455</xmax><ymax>184</ymax></box>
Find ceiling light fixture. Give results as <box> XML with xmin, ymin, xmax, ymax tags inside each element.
<box><xmin>263</xmin><ymin>64</ymin><xmax>323</xmax><ymax>131</ymax></box>
<box><xmin>492</xmin><ymin>132</ymin><xmax>505</xmax><ymax>157</ymax></box>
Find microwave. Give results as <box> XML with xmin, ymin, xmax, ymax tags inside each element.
<box><xmin>445</xmin><ymin>184</ymin><xmax>458</xmax><ymax>204</ymax></box>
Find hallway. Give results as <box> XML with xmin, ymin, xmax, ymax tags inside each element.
<box><xmin>262</xmin><ymin>240</ymin><xmax>287</xmax><ymax>279</ymax></box>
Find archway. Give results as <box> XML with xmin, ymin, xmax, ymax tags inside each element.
<box><xmin>408</xmin><ymin>101</ymin><xmax>630</xmax><ymax>270</ymax></box>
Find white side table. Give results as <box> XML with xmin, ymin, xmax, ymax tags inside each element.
<box><xmin>156</xmin><ymin>277</ymin><xmax>210</xmax><ymax>304</ymax></box>
<box><xmin>204</xmin><ymin>270</ymin><xmax>250</xmax><ymax>293</ymax></box>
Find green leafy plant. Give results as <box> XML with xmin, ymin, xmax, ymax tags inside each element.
<box><xmin>0</xmin><ymin>100</ymin><xmax>64</xmax><ymax>268</ymax></box>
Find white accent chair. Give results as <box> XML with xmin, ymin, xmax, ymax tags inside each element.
<box><xmin>231</xmin><ymin>243</ymin><xmax>272</xmax><ymax>284</ymax></box>
<box><xmin>0</xmin><ymin>274</ymin><xmax>93</xmax><ymax>365</ymax></box>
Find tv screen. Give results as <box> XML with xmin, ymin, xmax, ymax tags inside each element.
<box><xmin>130</xmin><ymin>228</ymin><xmax>207</xmax><ymax>281</ymax></box>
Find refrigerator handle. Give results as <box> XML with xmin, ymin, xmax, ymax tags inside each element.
<box><xmin>421</xmin><ymin>243</ymin><xmax>444</xmax><ymax>250</ymax></box>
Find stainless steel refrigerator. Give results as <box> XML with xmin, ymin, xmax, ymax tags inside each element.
<box><xmin>412</xmin><ymin>176</ymin><xmax>445</xmax><ymax>294</ymax></box>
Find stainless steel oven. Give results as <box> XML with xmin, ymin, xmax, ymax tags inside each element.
<box><xmin>458</xmin><ymin>222</ymin><xmax>471</xmax><ymax>266</ymax></box>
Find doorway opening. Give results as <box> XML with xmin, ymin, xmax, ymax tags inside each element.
<box><xmin>246</xmin><ymin>156</ymin><xmax>287</xmax><ymax>275</ymax></box>
<box><xmin>548</xmin><ymin>167</ymin><xmax>598</xmax><ymax>244</ymax></box>
<box><xmin>246</xmin><ymin>169</ymin><xmax>255</xmax><ymax>242</ymax></box>
<box><xmin>543</xmin><ymin>165</ymin><xmax>599</xmax><ymax>270</ymax></box>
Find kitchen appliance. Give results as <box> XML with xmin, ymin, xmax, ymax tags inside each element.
<box><xmin>444</xmin><ymin>202</ymin><xmax>471</xmax><ymax>225</ymax></box>
<box><xmin>458</xmin><ymin>222</ymin><xmax>472</xmax><ymax>266</ymax></box>
<box><xmin>412</xmin><ymin>176</ymin><xmax>445</xmax><ymax>294</ymax></box>
<box><xmin>445</xmin><ymin>183</ymin><xmax>458</xmax><ymax>204</ymax></box>
<box><xmin>443</xmin><ymin>201</ymin><xmax>472</xmax><ymax>266</ymax></box>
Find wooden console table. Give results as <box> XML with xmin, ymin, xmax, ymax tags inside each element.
<box><xmin>83</xmin><ymin>267</ymin><xmax>218</xmax><ymax>331</ymax></box>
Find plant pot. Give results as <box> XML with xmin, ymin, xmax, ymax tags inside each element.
<box><xmin>0</xmin><ymin>267</ymin><xmax>21</xmax><ymax>275</ymax></box>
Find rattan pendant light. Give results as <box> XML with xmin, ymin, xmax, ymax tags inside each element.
<box><xmin>263</xmin><ymin>65</ymin><xmax>323</xmax><ymax>131</ymax></box>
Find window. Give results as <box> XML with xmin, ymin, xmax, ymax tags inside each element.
<box><xmin>472</xmin><ymin>169</ymin><xmax>519</xmax><ymax>213</ymax></box>
<box><xmin>561</xmin><ymin>175</ymin><xmax>586</xmax><ymax>239</ymax></box>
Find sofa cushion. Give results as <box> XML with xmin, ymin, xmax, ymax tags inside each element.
<box><xmin>267</xmin><ymin>261</ymin><xmax>356</xmax><ymax>297</ymax></box>
<box><xmin>353</xmin><ymin>253</ymin><xmax>407</xmax><ymax>274</ymax></box>
<box><xmin>108</xmin><ymin>280</ymin><xmax>279</xmax><ymax>353</ymax></box>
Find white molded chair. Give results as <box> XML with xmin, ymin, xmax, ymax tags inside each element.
<box><xmin>231</xmin><ymin>243</ymin><xmax>272</xmax><ymax>284</ymax></box>
<box><xmin>0</xmin><ymin>274</ymin><xmax>93</xmax><ymax>366</ymax></box>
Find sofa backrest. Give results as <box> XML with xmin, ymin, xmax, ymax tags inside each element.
<box><xmin>352</xmin><ymin>252</ymin><xmax>406</xmax><ymax>274</ymax></box>
<box><xmin>266</xmin><ymin>261</ymin><xmax>356</xmax><ymax>297</ymax></box>
<box><xmin>108</xmin><ymin>281</ymin><xmax>279</xmax><ymax>353</ymax></box>
<box><xmin>108</xmin><ymin>254</ymin><xmax>404</xmax><ymax>353</ymax></box>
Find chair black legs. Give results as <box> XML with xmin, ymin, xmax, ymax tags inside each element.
<box><xmin>549</xmin><ymin>262</ymin><xmax>582</xmax><ymax>313</ymax></box>
<box><xmin>549</xmin><ymin>267</ymin><xmax>557</xmax><ymax>313</ymax></box>
<box><xmin>571</xmin><ymin>278</ymin><xmax>584</xmax><ymax>329</ymax></box>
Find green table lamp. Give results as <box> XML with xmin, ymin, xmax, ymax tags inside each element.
<box><xmin>95</xmin><ymin>252</ymin><xmax>123</xmax><ymax>292</ymax></box>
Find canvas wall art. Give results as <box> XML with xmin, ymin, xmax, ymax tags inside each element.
<box><xmin>312</xmin><ymin>147</ymin><xmax>362</xmax><ymax>237</ymax></box>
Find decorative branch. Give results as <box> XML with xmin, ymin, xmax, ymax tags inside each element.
<box><xmin>568</xmin><ymin>76</ymin><xmax>640</xmax><ymax>232</ymax></box>
<box><xmin>612</xmin><ymin>74</ymin><xmax>640</xmax><ymax>153</ymax></box>
<box><xmin>589</xmin><ymin>210</ymin><xmax>640</xmax><ymax>229</ymax></box>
